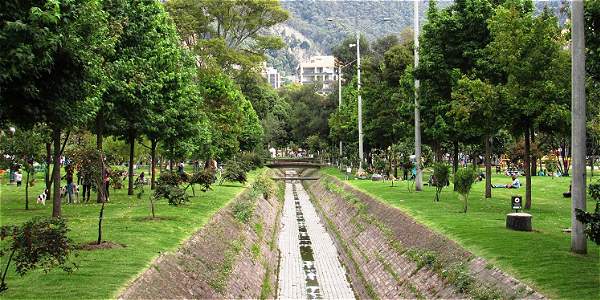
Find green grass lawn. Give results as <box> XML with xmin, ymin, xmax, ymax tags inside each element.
<box><xmin>323</xmin><ymin>167</ymin><xmax>599</xmax><ymax>300</ymax></box>
<box><xmin>0</xmin><ymin>169</ymin><xmax>258</xmax><ymax>299</ymax></box>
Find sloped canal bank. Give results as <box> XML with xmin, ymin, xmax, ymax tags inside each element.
<box><xmin>119</xmin><ymin>172</ymin><xmax>283</xmax><ymax>299</ymax></box>
<box><xmin>303</xmin><ymin>175</ymin><xmax>545</xmax><ymax>299</ymax></box>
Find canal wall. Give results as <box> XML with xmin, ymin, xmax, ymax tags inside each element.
<box><xmin>305</xmin><ymin>175</ymin><xmax>545</xmax><ymax>300</ymax></box>
<box><xmin>119</xmin><ymin>172</ymin><xmax>283</xmax><ymax>299</ymax></box>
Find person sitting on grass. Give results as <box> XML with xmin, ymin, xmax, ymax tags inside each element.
<box><xmin>492</xmin><ymin>174</ymin><xmax>521</xmax><ymax>189</ymax></box>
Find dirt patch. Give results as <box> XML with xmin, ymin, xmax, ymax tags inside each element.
<box><xmin>79</xmin><ymin>241</ymin><xmax>126</xmax><ymax>251</ymax></box>
<box><xmin>118</xmin><ymin>176</ymin><xmax>283</xmax><ymax>299</ymax></box>
<box><xmin>305</xmin><ymin>175</ymin><xmax>545</xmax><ymax>300</ymax></box>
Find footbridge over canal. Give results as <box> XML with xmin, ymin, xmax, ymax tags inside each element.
<box><xmin>267</xmin><ymin>159</ymin><xmax>322</xmax><ymax>181</ymax></box>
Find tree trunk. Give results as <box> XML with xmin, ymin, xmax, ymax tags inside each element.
<box><xmin>96</xmin><ymin>116</ymin><xmax>106</xmax><ymax>203</ymax></box>
<box><xmin>485</xmin><ymin>135</ymin><xmax>492</xmax><ymax>199</ymax></box>
<box><xmin>45</xmin><ymin>142</ymin><xmax>52</xmax><ymax>198</ymax></box>
<box><xmin>151</xmin><ymin>139</ymin><xmax>157</xmax><ymax>190</ymax></box>
<box><xmin>531</xmin><ymin>127</ymin><xmax>537</xmax><ymax>176</ymax></box>
<box><xmin>524</xmin><ymin>129</ymin><xmax>532</xmax><ymax>210</ymax></box>
<box><xmin>128</xmin><ymin>134</ymin><xmax>135</xmax><ymax>195</ymax></box>
<box><xmin>591</xmin><ymin>155</ymin><xmax>595</xmax><ymax>177</ymax></box>
<box><xmin>52</xmin><ymin>128</ymin><xmax>62</xmax><ymax>218</ymax></box>
<box><xmin>453</xmin><ymin>140</ymin><xmax>459</xmax><ymax>191</ymax></box>
<box><xmin>150</xmin><ymin>197</ymin><xmax>155</xmax><ymax>219</ymax></box>
<box><xmin>97</xmin><ymin>202</ymin><xmax>105</xmax><ymax>244</ymax></box>
<box><xmin>25</xmin><ymin>170</ymin><xmax>29</xmax><ymax>210</ymax></box>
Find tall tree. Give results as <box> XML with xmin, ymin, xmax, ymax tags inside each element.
<box><xmin>106</xmin><ymin>0</ymin><xmax>190</xmax><ymax>195</ymax></box>
<box><xmin>0</xmin><ymin>0</ymin><xmax>111</xmax><ymax>217</ymax></box>
<box><xmin>450</xmin><ymin>76</ymin><xmax>505</xmax><ymax>198</ymax></box>
<box><xmin>486</xmin><ymin>1</ymin><xmax>570</xmax><ymax>209</ymax></box>
<box><xmin>165</xmin><ymin>0</ymin><xmax>288</xmax><ymax>74</ymax></box>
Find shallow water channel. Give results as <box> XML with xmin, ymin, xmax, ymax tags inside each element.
<box><xmin>277</xmin><ymin>170</ymin><xmax>354</xmax><ymax>299</ymax></box>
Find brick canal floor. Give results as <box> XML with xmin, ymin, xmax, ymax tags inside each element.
<box><xmin>277</xmin><ymin>171</ymin><xmax>355</xmax><ymax>299</ymax></box>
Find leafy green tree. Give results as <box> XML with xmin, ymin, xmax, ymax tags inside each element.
<box><xmin>281</xmin><ymin>84</ymin><xmax>335</xmax><ymax>149</ymax></box>
<box><xmin>165</xmin><ymin>0</ymin><xmax>288</xmax><ymax>74</ymax></box>
<box><xmin>0</xmin><ymin>0</ymin><xmax>112</xmax><ymax>217</ymax></box>
<box><xmin>432</xmin><ymin>163</ymin><xmax>450</xmax><ymax>202</ymax></box>
<box><xmin>417</xmin><ymin>0</ymin><xmax>497</xmax><ymax>165</ymax></box>
<box><xmin>198</xmin><ymin>71</ymin><xmax>255</xmax><ymax>161</ymax></box>
<box><xmin>103</xmin><ymin>0</ymin><xmax>192</xmax><ymax>196</ymax></box>
<box><xmin>450</xmin><ymin>76</ymin><xmax>505</xmax><ymax>198</ymax></box>
<box><xmin>454</xmin><ymin>167</ymin><xmax>477</xmax><ymax>213</ymax></box>
<box><xmin>0</xmin><ymin>217</ymin><xmax>76</xmax><ymax>292</ymax></box>
<box><xmin>486</xmin><ymin>1</ymin><xmax>569</xmax><ymax>209</ymax></box>
<box><xmin>0</xmin><ymin>127</ymin><xmax>45</xmax><ymax>210</ymax></box>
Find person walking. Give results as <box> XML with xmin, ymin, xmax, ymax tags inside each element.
<box><xmin>81</xmin><ymin>170</ymin><xmax>91</xmax><ymax>202</ymax></box>
<box><xmin>15</xmin><ymin>171</ymin><xmax>22</xmax><ymax>187</ymax></box>
<box><xmin>65</xmin><ymin>170</ymin><xmax>75</xmax><ymax>204</ymax></box>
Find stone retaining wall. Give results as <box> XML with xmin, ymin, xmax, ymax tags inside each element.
<box><xmin>119</xmin><ymin>178</ymin><xmax>283</xmax><ymax>299</ymax></box>
<box><xmin>305</xmin><ymin>175</ymin><xmax>545</xmax><ymax>300</ymax></box>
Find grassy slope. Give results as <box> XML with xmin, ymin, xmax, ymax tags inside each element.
<box><xmin>0</xmin><ymin>169</ymin><xmax>257</xmax><ymax>299</ymax></box>
<box><xmin>323</xmin><ymin>167</ymin><xmax>599</xmax><ymax>300</ymax></box>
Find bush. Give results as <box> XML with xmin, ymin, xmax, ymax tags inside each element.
<box><xmin>432</xmin><ymin>163</ymin><xmax>450</xmax><ymax>202</ymax></box>
<box><xmin>220</xmin><ymin>159</ymin><xmax>247</xmax><ymax>185</ymax></box>
<box><xmin>232</xmin><ymin>199</ymin><xmax>254</xmax><ymax>223</ymax></box>
<box><xmin>239</xmin><ymin>151</ymin><xmax>266</xmax><ymax>171</ymax></box>
<box><xmin>252</xmin><ymin>173</ymin><xmax>277</xmax><ymax>199</ymax></box>
<box><xmin>188</xmin><ymin>170</ymin><xmax>214</xmax><ymax>192</ymax></box>
<box><xmin>154</xmin><ymin>172</ymin><xmax>187</xmax><ymax>206</ymax></box>
<box><xmin>454</xmin><ymin>168</ymin><xmax>477</xmax><ymax>213</ymax></box>
<box><xmin>576</xmin><ymin>183</ymin><xmax>600</xmax><ymax>245</ymax></box>
<box><xmin>0</xmin><ymin>217</ymin><xmax>76</xmax><ymax>292</ymax></box>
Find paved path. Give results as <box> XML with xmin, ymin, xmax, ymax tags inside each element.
<box><xmin>277</xmin><ymin>171</ymin><xmax>355</xmax><ymax>299</ymax></box>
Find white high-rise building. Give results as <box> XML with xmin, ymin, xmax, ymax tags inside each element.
<box><xmin>297</xmin><ymin>56</ymin><xmax>337</xmax><ymax>94</ymax></box>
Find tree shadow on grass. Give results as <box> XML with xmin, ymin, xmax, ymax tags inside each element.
<box><xmin>78</xmin><ymin>241</ymin><xmax>126</xmax><ymax>251</ymax></box>
<box><xmin>132</xmin><ymin>216</ymin><xmax>178</xmax><ymax>222</ymax></box>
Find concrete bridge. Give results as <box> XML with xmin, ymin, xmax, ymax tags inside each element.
<box><xmin>267</xmin><ymin>159</ymin><xmax>322</xmax><ymax>180</ymax></box>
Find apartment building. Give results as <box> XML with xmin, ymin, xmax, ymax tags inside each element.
<box><xmin>297</xmin><ymin>56</ymin><xmax>337</xmax><ymax>94</ymax></box>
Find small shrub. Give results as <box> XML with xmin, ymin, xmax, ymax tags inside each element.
<box><xmin>576</xmin><ymin>183</ymin><xmax>600</xmax><ymax>245</ymax></box>
<box><xmin>0</xmin><ymin>217</ymin><xmax>77</xmax><ymax>292</ymax></box>
<box><xmin>188</xmin><ymin>170</ymin><xmax>214</xmax><ymax>192</ymax></box>
<box><xmin>252</xmin><ymin>173</ymin><xmax>277</xmax><ymax>199</ymax></box>
<box><xmin>220</xmin><ymin>159</ymin><xmax>247</xmax><ymax>185</ymax></box>
<box><xmin>232</xmin><ymin>199</ymin><xmax>254</xmax><ymax>223</ymax></box>
<box><xmin>454</xmin><ymin>168</ymin><xmax>477</xmax><ymax>213</ymax></box>
<box><xmin>432</xmin><ymin>163</ymin><xmax>451</xmax><ymax>202</ymax></box>
<box><xmin>154</xmin><ymin>172</ymin><xmax>187</xmax><ymax>206</ymax></box>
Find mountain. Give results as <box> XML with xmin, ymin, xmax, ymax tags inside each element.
<box><xmin>268</xmin><ymin>0</ymin><xmax>568</xmax><ymax>76</ymax></box>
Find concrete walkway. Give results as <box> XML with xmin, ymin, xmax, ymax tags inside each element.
<box><xmin>277</xmin><ymin>171</ymin><xmax>355</xmax><ymax>299</ymax></box>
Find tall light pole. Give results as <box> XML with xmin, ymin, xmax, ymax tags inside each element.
<box><xmin>355</xmin><ymin>31</ymin><xmax>365</xmax><ymax>172</ymax></box>
<box><xmin>328</xmin><ymin>17</ymin><xmax>390</xmax><ymax>173</ymax></box>
<box><xmin>414</xmin><ymin>0</ymin><xmax>423</xmax><ymax>191</ymax></box>
<box><xmin>571</xmin><ymin>0</ymin><xmax>587</xmax><ymax>254</ymax></box>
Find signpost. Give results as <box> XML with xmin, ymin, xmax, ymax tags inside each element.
<box><xmin>511</xmin><ymin>195</ymin><xmax>522</xmax><ymax>212</ymax></box>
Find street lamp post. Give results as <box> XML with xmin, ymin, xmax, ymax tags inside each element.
<box><xmin>355</xmin><ymin>31</ymin><xmax>365</xmax><ymax>172</ymax></box>
<box><xmin>338</xmin><ymin>64</ymin><xmax>343</xmax><ymax>159</ymax></box>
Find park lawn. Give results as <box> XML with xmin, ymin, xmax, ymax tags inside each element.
<box><xmin>0</xmin><ymin>169</ymin><xmax>259</xmax><ymax>299</ymax></box>
<box><xmin>323</xmin><ymin>167</ymin><xmax>599</xmax><ymax>300</ymax></box>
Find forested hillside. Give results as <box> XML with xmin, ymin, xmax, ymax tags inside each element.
<box><xmin>268</xmin><ymin>0</ymin><xmax>568</xmax><ymax>75</ymax></box>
